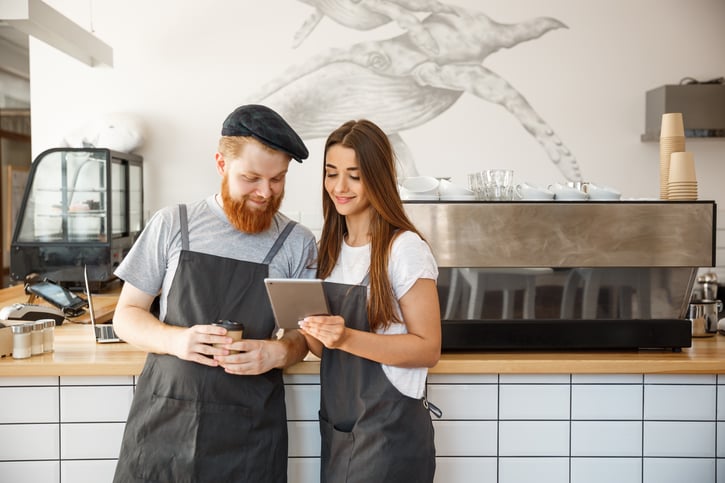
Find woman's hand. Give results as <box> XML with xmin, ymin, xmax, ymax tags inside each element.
<box><xmin>298</xmin><ymin>315</ymin><xmax>348</xmax><ymax>349</ymax></box>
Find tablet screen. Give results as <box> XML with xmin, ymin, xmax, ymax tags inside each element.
<box><xmin>264</xmin><ymin>278</ymin><xmax>330</xmax><ymax>330</ymax></box>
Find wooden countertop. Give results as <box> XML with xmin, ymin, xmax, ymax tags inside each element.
<box><xmin>1</xmin><ymin>284</ymin><xmax>724</xmax><ymax>376</ymax></box>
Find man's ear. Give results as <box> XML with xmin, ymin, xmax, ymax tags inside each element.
<box><xmin>215</xmin><ymin>152</ymin><xmax>225</xmax><ymax>175</ymax></box>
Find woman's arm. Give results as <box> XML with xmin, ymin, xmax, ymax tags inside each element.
<box><xmin>299</xmin><ymin>277</ymin><xmax>441</xmax><ymax>367</ymax></box>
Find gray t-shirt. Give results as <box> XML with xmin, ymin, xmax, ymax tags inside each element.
<box><xmin>115</xmin><ymin>195</ymin><xmax>318</xmax><ymax>321</ymax></box>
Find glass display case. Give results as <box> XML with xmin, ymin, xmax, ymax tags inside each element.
<box><xmin>10</xmin><ymin>148</ymin><xmax>143</xmax><ymax>289</ymax></box>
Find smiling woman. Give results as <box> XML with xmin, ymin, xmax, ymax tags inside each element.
<box><xmin>300</xmin><ymin>119</ymin><xmax>442</xmax><ymax>482</ymax></box>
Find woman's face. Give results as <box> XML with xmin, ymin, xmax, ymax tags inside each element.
<box><xmin>324</xmin><ymin>144</ymin><xmax>370</xmax><ymax>217</ymax></box>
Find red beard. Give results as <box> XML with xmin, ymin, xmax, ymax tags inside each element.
<box><xmin>220</xmin><ymin>177</ymin><xmax>283</xmax><ymax>234</ymax></box>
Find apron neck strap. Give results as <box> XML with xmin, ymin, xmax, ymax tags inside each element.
<box><xmin>262</xmin><ymin>221</ymin><xmax>297</xmax><ymax>264</ymax></box>
<box><xmin>178</xmin><ymin>204</ymin><xmax>190</xmax><ymax>251</ymax></box>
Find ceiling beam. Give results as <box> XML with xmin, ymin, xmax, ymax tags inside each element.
<box><xmin>0</xmin><ymin>0</ymin><xmax>113</xmax><ymax>68</ymax></box>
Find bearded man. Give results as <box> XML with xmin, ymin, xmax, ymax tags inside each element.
<box><xmin>112</xmin><ymin>105</ymin><xmax>317</xmax><ymax>483</ymax></box>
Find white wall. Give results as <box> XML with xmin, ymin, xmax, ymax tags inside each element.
<box><xmin>29</xmin><ymin>1</ymin><xmax>725</xmax><ymax>241</ymax></box>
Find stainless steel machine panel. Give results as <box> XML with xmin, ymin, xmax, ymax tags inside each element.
<box><xmin>404</xmin><ymin>201</ymin><xmax>715</xmax><ymax>268</ymax></box>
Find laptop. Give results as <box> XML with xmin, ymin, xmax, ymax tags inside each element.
<box><xmin>84</xmin><ymin>266</ymin><xmax>122</xmax><ymax>343</ymax></box>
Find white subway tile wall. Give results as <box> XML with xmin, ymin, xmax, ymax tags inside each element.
<box><xmin>571</xmin><ymin>384</ymin><xmax>643</xmax><ymax>420</ymax></box>
<box><xmin>0</xmin><ymin>372</ymin><xmax>723</xmax><ymax>482</ymax></box>
<box><xmin>0</xmin><ymin>461</ymin><xmax>59</xmax><ymax>483</ymax></box>
<box><xmin>643</xmin><ymin>458</ymin><xmax>716</xmax><ymax>483</ymax></box>
<box><xmin>61</xmin><ymin>460</ymin><xmax>117</xmax><ymax>483</ymax></box>
<box><xmin>570</xmin><ymin>421</ymin><xmax>642</xmax><ymax>456</ymax></box>
<box><xmin>434</xmin><ymin>457</ymin><xmax>497</xmax><ymax>483</ymax></box>
<box><xmin>570</xmin><ymin>457</ymin><xmax>642</xmax><ymax>483</ymax></box>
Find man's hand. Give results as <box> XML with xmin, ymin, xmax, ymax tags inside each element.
<box><xmin>216</xmin><ymin>330</ymin><xmax>309</xmax><ymax>375</ymax></box>
<box><xmin>215</xmin><ymin>338</ymin><xmax>286</xmax><ymax>375</ymax></box>
<box><xmin>167</xmin><ymin>324</ymin><xmax>232</xmax><ymax>367</ymax></box>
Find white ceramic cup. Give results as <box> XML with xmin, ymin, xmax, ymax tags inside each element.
<box><xmin>515</xmin><ymin>182</ymin><xmax>554</xmax><ymax>200</ymax></box>
<box><xmin>549</xmin><ymin>182</ymin><xmax>588</xmax><ymax>200</ymax></box>
<box><xmin>586</xmin><ymin>183</ymin><xmax>621</xmax><ymax>200</ymax></box>
<box><xmin>400</xmin><ymin>176</ymin><xmax>439</xmax><ymax>195</ymax></box>
<box><xmin>438</xmin><ymin>179</ymin><xmax>475</xmax><ymax>197</ymax></box>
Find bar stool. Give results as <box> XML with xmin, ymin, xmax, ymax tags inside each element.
<box><xmin>560</xmin><ymin>268</ymin><xmax>652</xmax><ymax>319</ymax></box>
<box><xmin>444</xmin><ymin>268</ymin><xmax>552</xmax><ymax>319</ymax></box>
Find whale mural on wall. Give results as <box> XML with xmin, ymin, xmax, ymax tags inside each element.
<box><xmin>252</xmin><ymin>0</ymin><xmax>583</xmax><ymax>181</ymax></box>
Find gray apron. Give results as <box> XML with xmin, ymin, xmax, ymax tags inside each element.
<box><xmin>319</xmin><ymin>279</ymin><xmax>436</xmax><ymax>483</ymax></box>
<box><xmin>114</xmin><ymin>205</ymin><xmax>296</xmax><ymax>483</ymax></box>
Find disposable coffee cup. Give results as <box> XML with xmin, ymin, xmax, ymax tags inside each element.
<box><xmin>212</xmin><ymin>320</ymin><xmax>244</xmax><ymax>353</ymax></box>
<box><xmin>669</xmin><ymin>152</ymin><xmax>697</xmax><ymax>183</ymax></box>
<box><xmin>660</xmin><ymin>113</ymin><xmax>685</xmax><ymax>138</ymax></box>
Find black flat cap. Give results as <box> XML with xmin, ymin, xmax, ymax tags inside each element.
<box><xmin>221</xmin><ymin>104</ymin><xmax>308</xmax><ymax>162</ymax></box>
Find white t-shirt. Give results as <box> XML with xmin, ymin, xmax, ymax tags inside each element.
<box><xmin>326</xmin><ymin>230</ymin><xmax>438</xmax><ymax>398</ymax></box>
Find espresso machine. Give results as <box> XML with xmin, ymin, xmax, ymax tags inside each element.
<box><xmin>404</xmin><ymin>200</ymin><xmax>716</xmax><ymax>351</ymax></box>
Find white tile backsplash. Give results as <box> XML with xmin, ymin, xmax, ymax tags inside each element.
<box><xmin>571</xmin><ymin>421</ymin><xmax>642</xmax><ymax>456</ymax></box>
<box><xmin>2</xmin><ymin>372</ymin><xmax>724</xmax><ymax>482</ymax></box>
<box><xmin>499</xmin><ymin>421</ymin><xmax>569</xmax><ymax>456</ymax></box>
<box><xmin>499</xmin><ymin>457</ymin><xmax>569</xmax><ymax>483</ymax></box>
<box><xmin>0</xmin><ymin>387</ymin><xmax>59</xmax><ymax>423</ymax></box>
<box><xmin>434</xmin><ymin>457</ymin><xmax>497</xmax><ymax>483</ymax></box>
<box><xmin>287</xmin><ymin>421</ymin><xmax>320</xmax><ymax>457</ymax></box>
<box><xmin>0</xmin><ymin>376</ymin><xmax>58</xmax><ymax>386</ymax></box>
<box><xmin>571</xmin><ymin>458</ymin><xmax>641</xmax><ymax>483</ymax></box>
<box><xmin>643</xmin><ymin>457</ymin><xmax>716</xmax><ymax>483</ymax></box>
<box><xmin>644</xmin><ymin>374</ymin><xmax>717</xmax><ymax>385</ymax></box>
<box><xmin>428</xmin><ymin>374</ymin><xmax>498</xmax><ymax>384</ymax></box>
<box><xmin>59</xmin><ymin>376</ymin><xmax>134</xmax><ymax>386</ymax></box>
<box><xmin>433</xmin><ymin>421</ymin><xmax>497</xmax><ymax>457</ymax></box>
<box><xmin>0</xmin><ymin>424</ymin><xmax>59</xmax><ymax>460</ymax></box>
<box><xmin>283</xmin><ymin>374</ymin><xmax>320</xmax><ymax>385</ymax></box>
<box><xmin>644</xmin><ymin>384</ymin><xmax>716</xmax><ymax>420</ymax></box>
<box><xmin>499</xmin><ymin>374</ymin><xmax>570</xmax><ymax>384</ymax></box>
<box><xmin>499</xmin><ymin>385</ymin><xmax>570</xmax><ymax>420</ymax></box>
<box><xmin>427</xmin><ymin>384</ymin><xmax>498</xmax><ymax>420</ymax></box>
<box><xmin>571</xmin><ymin>374</ymin><xmax>643</xmax><ymax>384</ymax></box>
<box><xmin>0</xmin><ymin>461</ymin><xmax>59</xmax><ymax>483</ymax></box>
<box><xmin>572</xmin><ymin>384</ymin><xmax>643</xmax><ymax>420</ymax></box>
<box><xmin>285</xmin><ymin>384</ymin><xmax>321</xmax><ymax>421</ymax></box>
<box><xmin>644</xmin><ymin>421</ymin><xmax>716</xmax><ymax>457</ymax></box>
<box><xmin>287</xmin><ymin>457</ymin><xmax>320</xmax><ymax>483</ymax></box>
<box><xmin>61</xmin><ymin>460</ymin><xmax>118</xmax><ymax>483</ymax></box>
<box><xmin>60</xmin><ymin>422</ymin><xmax>125</xmax><ymax>459</ymax></box>
<box><xmin>60</xmin><ymin>386</ymin><xmax>134</xmax><ymax>422</ymax></box>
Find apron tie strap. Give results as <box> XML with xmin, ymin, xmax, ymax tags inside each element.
<box><xmin>423</xmin><ymin>378</ymin><xmax>443</xmax><ymax>418</ymax></box>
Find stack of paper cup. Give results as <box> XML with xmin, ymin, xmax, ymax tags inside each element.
<box><xmin>659</xmin><ymin>113</ymin><xmax>686</xmax><ymax>199</ymax></box>
<box><xmin>668</xmin><ymin>151</ymin><xmax>698</xmax><ymax>200</ymax></box>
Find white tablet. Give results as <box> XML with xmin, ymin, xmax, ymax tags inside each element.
<box><xmin>264</xmin><ymin>278</ymin><xmax>330</xmax><ymax>330</ymax></box>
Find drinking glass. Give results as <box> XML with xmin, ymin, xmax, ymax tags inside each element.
<box><xmin>483</xmin><ymin>169</ymin><xmax>514</xmax><ymax>201</ymax></box>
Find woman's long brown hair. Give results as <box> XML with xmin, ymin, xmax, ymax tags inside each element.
<box><xmin>317</xmin><ymin>120</ymin><xmax>426</xmax><ymax>332</ymax></box>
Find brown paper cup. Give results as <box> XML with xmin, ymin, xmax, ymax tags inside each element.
<box><xmin>660</xmin><ymin>113</ymin><xmax>685</xmax><ymax>138</ymax></box>
<box><xmin>669</xmin><ymin>152</ymin><xmax>696</xmax><ymax>183</ymax></box>
<box><xmin>659</xmin><ymin>135</ymin><xmax>686</xmax><ymax>199</ymax></box>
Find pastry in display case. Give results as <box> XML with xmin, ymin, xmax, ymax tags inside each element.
<box><xmin>10</xmin><ymin>148</ymin><xmax>143</xmax><ymax>289</ymax></box>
